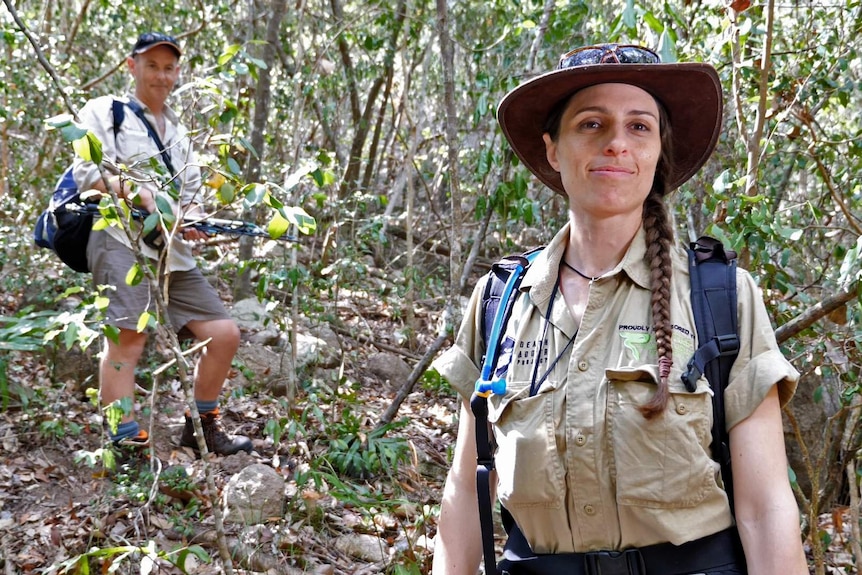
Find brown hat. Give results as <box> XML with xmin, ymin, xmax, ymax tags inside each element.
<box><xmin>131</xmin><ymin>32</ymin><xmax>182</xmax><ymax>58</ymax></box>
<box><xmin>497</xmin><ymin>44</ymin><xmax>722</xmax><ymax>196</ymax></box>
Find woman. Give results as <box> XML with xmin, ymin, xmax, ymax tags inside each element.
<box><xmin>431</xmin><ymin>44</ymin><xmax>807</xmax><ymax>575</ymax></box>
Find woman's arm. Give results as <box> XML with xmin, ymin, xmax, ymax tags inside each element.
<box><xmin>730</xmin><ymin>385</ymin><xmax>808</xmax><ymax>575</ymax></box>
<box><xmin>432</xmin><ymin>399</ymin><xmax>490</xmax><ymax>575</ymax></box>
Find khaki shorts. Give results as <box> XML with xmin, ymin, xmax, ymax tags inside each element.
<box><xmin>86</xmin><ymin>229</ymin><xmax>231</xmax><ymax>332</ymax></box>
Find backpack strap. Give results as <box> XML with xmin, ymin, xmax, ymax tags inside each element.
<box><xmin>682</xmin><ymin>236</ymin><xmax>739</xmax><ymax>513</ymax></box>
<box><xmin>122</xmin><ymin>99</ymin><xmax>177</xmax><ymax>177</ymax></box>
<box><xmin>111</xmin><ymin>99</ymin><xmax>125</xmax><ymax>139</ymax></box>
<box><xmin>472</xmin><ymin>248</ymin><xmax>541</xmax><ymax>575</ymax></box>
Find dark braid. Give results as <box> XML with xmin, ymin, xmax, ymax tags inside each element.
<box><xmin>638</xmin><ymin>104</ymin><xmax>675</xmax><ymax>419</ymax></box>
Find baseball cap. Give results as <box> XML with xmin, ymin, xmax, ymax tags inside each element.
<box><xmin>131</xmin><ymin>32</ymin><xmax>182</xmax><ymax>58</ymax></box>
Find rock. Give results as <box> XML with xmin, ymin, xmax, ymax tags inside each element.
<box><xmin>365</xmin><ymin>352</ymin><xmax>412</xmax><ymax>390</ymax></box>
<box><xmin>234</xmin><ymin>345</ymin><xmax>294</xmax><ymax>388</ymax></box>
<box><xmin>333</xmin><ymin>533</ymin><xmax>388</xmax><ymax>563</ymax></box>
<box><xmin>295</xmin><ymin>332</ymin><xmax>339</xmax><ymax>369</ymax></box>
<box><xmin>223</xmin><ymin>463</ymin><xmax>285</xmax><ymax>525</ymax></box>
<box><xmin>231</xmin><ymin>298</ymin><xmax>272</xmax><ymax>331</ymax></box>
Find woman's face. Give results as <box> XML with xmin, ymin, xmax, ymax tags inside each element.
<box><xmin>542</xmin><ymin>83</ymin><xmax>662</xmax><ymax>220</ymax></box>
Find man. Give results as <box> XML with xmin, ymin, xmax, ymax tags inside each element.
<box><xmin>73</xmin><ymin>32</ymin><xmax>252</xmax><ymax>459</ymax></box>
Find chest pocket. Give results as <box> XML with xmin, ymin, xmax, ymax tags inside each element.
<box><xmin>117</xmin><ymin>126</ymin><xmax>157</xmax><ymax>165</ymax></box>
<box><xmin>488</xmin><ymin>379</ymin><xmax>566</xmax><ymax>509</ymax></box>
<box><xmin>606</xmin><ymin>367</ymin><xmax>718</xmax><ymax>509</ymax></box>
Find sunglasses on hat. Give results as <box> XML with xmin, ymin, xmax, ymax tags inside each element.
<box><xmin>558</xmin><ymin>44</ymin><xmax>660</xmax><ymax>69</ymax></box>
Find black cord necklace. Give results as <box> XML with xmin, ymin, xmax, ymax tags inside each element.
<box><xmin>528</xmin><ymin>282</ymin><xmax>578</xmax><ymax>397</ymax></box>
<box><xmin>561</xmin><ymin>259</ymin><xmax>601</xmax><ymax>282</ymax></box>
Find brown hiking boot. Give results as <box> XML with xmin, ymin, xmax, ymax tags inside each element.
<box><xmin>180</xmin><ymin>408</ymin><xmax>253</xmax><ymax>456</ymax></box>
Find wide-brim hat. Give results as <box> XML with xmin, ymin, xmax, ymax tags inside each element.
<box><xmin>497</xmin><ymin>46</ymin><xmax>722</xmax><ymax>196</ymax></box>
<box><xmin>132</xmin><ymin>32</ymin><xmax>182</xmax><ymax>58</ymax></box>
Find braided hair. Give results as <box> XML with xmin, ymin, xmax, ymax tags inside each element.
<box><xmin>638</xmin><ymin>103</ymin><xmax>675</xmax><ymax>419</ymax></box>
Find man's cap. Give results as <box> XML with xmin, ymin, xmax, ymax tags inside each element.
<box><xmin>497</xmin><ymin>44</ymin><xmax>723</xmax><ymax>196</ymax></box>
<box><xmin>131</xmin><ymin>32</ymin><xmax>182</xmax><ymax>58</ymax></box>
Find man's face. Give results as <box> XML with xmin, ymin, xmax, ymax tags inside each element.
<box><xmin>128</xmin><ymin>45</ymin><xmax>180</xmax><ymax>106</ymax></box>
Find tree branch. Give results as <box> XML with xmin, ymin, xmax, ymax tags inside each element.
<box><xmin>2</xmin><ymin>0</ymin><xmax>80</xmax><ymax>120</ymax></box>
<box><xmin>775</xmin><ymin>282</ymin><xmax>859</xmax><ymax>343</ymax></box>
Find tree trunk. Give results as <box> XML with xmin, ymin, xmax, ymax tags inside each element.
<box><xmin>436</xmin><ymin>0</ymin><xmax>463</xmax><ymax>331</ymax></box>
<box><xmin>235</xmin><ymin>0</ymin><xmax>288</xmax><ymax>300</ymax></box>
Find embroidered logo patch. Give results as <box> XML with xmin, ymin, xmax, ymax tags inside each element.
<box><xmin>619</xmin><ymin>331</ymin><xmax>652</xmax><ymax>360</ymax></box>
<box><xmin>671</xmin><ymin>324</ymin><xmax>696</xmax><ymax>360</ymax></box>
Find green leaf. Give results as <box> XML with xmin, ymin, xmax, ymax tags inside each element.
<box><xmin>63</xmin><ymin>323</ymin><xmax>79</xmax><ymax>350</ymax></box>
<box><xmin>657</xmin><ymin>30</ymin><xmax>677</xmax><ymax>63</ymax></box>
<box><xmin>643</xmin><ymin>13</ymin><xmax>663</xmax><ymax>35</ymax></box>
<box><xmin>73</xmin><ymin>135</ymin><xmax>94</xmax><ymax>163</ymax></box>
<box><xmin>243</xmin><ymin>183</ymin><xmax>268</xmax><ymax>207</ymax></box>
<box><xmin>60</xmin><ymin>123</ymin><xmax>88</xmax><ymax>142</ymax></box>
<box><xmin>216</xmin><ymin>182</ymin><xmax>236</xmax><ymax>204</ymax></box>
<box><xmin>622</xmin><ymin>0</ymin><xmax>637</xmax><ymax>29</ymax></box>
<box><xmin>154</xmin><ymin>195</ymin><xmax>176</xmax><ymax>225</ymax></box>
<box><xmin>218</xmin><ymin>44</ymin><xmax>242</xmax><ymax>66</ymax></box>
<box><xmin>125</xmin><ymin>263</ymin><xmax>143</xmax><ymax>286</ymax></box>
<box><xmin>57</xmin><ymin>286</ymin><xmax>85</xmax><ymax>300</ymax></box>
<box><xmin>267</xmin><ymin>211</ymin><xmax>291</xmax><ymax>239</ymax></box>
<box><xmin>219</xmin><ymin>103</ymin><xmax>238</xmax><ymax>124</ymax></box>
<box><xmin>280</xmin><ymin>206</ymin><xmax>317</xmax><ymax>234</ymax></box>
<box><xmin>284</xmin><ymin>162</ymin><xmax>317</xmax><ymax>191</ymax></box>
<box><xmin>248</xmin><ymin>56</ymin><xmax>268</xmax><ymax>70</ymax></box>
<box><xmin>136</xmin><ymin>311</ymin><xmax>152</xmax><ymax>333</ymax></box>
<box><xmin>104</xmin><ymin>324</ymin><xmax>121</xmax><ymax>344</ymax></box>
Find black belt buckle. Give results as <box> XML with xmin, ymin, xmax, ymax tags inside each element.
<box><xmin>584</xmin><ymin>549</ymin><xmax>645</xmax><ymax>575</ymax></box>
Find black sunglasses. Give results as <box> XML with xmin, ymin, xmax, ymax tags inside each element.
<box><xmin>558</xmin><ymin>44</ymin><xmax>660</xmax><ymax>69</ymax></box>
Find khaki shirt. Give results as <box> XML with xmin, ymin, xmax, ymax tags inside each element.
<box><xmin>73</xmin><ymin>94</ymin><xmax>202</xmax><ymax>272</ymax></box>
<box><xmin>433</xmin><ymin>224</ymin><xmax>798</xmax><ymax>553</ymax></box>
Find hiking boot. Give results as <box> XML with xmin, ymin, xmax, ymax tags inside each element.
<box><xmin>180</xmin><ymin>409</ymin><xmax>253</xmax><ymax>456</ymax></box>
<box><xmin>109</xmin><ymin>429</ymin><xmax>154</xmax><ymax>471</ymax></box>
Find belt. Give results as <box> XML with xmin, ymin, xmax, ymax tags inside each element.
<box><xmin>499</xmin><ymin>525</ymin><xmax>746</xmax><ymax>575</ymax></box>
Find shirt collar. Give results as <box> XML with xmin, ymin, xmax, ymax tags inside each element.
<box><xmin>521</xmin><ymin>223</ymin><xmax>653</xmax><ymax>310</ymax></box>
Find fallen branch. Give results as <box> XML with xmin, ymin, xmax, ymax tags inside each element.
<box><xmin>375</xmin><ymin>332</ymin><xmax>450</xmax><ymax>429</ymax></box>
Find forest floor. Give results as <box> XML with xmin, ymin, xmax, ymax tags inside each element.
<box><xmin>0</xmin><ymin>283</ymin><xmax>858</xmax><ymax>574</ymax></box>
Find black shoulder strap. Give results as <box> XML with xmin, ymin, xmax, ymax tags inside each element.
<box><xmin>111</xmin><ymin>99</ymin><xmax>125</xmax><ymax>139</ymax></box>
<box><xmin>472</xmin><ymin>248</ymin><xmax>541</xmax><ymax>575</ymax></box>
<box><xmin>682</xmin><ymin>236</ymin><xmax>739</xmax><ymax>513</ymax></box>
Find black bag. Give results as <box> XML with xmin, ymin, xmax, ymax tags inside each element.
<box><xmin>33</xmin><ymin>99</ymin><xmax>128</xmax><ymax>272</ymax></box>
<box><xmin>34</xmin><ymin>167</ymin><xmax>93</xmax><ymax>272</ymax></box>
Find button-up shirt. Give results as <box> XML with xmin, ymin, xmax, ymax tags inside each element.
<box><xmin>73</xmin><ymin>94</ymin><xmax>202</xmax><ymax>272</ymax></box>
<box><xmin>433</xmin><ymin>224</ymin><xmax>798</xmax><ymax>553</ymax></box>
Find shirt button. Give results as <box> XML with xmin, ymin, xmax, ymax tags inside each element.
<box><xmin>676</xmin><ymin>403</ymin><xmax>688</xmax><ymax>415</ymax></box>
<box><xmin>578</xmin><ymin>361</ymin><xmax>589</xmax><ymax>371</ymax></box>
<box><xmin>583</xmin><ymin>504</ymin><xmax>596</xmax><ymax>515</ymax></box>
<box><xmin>575</xmin><ymin>434</ymin><xmax>586</xmax><ymax>446</ymax></box>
